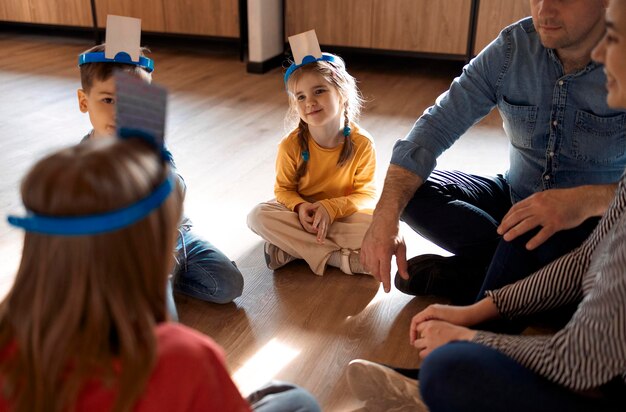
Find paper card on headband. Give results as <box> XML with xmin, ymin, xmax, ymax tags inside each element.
<box><xmin>105</xmin><ymin>15</ymin><xmax>142</xmax><ymax>62</ymax></box>
<box><xmin>288</xmin><ymin>30</ymin><xmax>323</xmax><ymax>65</ymax></box>
<box><xmin>114</xmin><ymin>70</ymin><xmax>167</xmax><ymax>150</ymax></box>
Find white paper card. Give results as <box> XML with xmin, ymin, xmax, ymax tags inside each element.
<box><xmin>288</xmin><ymin>30</ymin><xmax>322</xmax><ymax>65</ymax></box>
<box><xmin>105</xmin><ymin>15</ymin><xmax>142</xmax><ymax>62</ymax></box>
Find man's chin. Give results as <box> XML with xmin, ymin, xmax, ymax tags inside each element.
<box><xmin>539</xmin><ymin>36</ymin><xmax>569</xmax><ymax>50</ymax></box>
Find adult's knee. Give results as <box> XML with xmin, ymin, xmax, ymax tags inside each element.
<box><xmin>400</xmin><ymin>180</ymin><xmax>440</xmax><ymax>222</ymax></box>
<box><xmin>420</xmin><ymin>344</ymin><xmax>458</xmax><ymax>407</ymax></box>
<box><xmin>420</xmin><ymin>342</ymin><xmax>483</xmax><ymax>411</ymax></box>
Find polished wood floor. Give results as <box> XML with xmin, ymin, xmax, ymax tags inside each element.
<box><xmin>0</xmin><ymin>31</ymin><xmax>508</xmax><ymax>410</ymax></box>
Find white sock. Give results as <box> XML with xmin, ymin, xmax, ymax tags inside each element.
<box><xmin>327</xmin><ymin>249</ymin><xmax>369</xmax><ymax>275</ymax></box>
<box><xmin>327</xmin><ymin>250</ymin><xmax>343</xmax><ymax>269</ymax></box>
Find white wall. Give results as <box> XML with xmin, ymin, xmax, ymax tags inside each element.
<box><xmin>247</xmin><ymin>0</ymin><xmax>283</xmax><ymax>63</ymax></box>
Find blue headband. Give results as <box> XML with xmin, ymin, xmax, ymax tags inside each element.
<box><xmin>118</xmin><ymin>127</ymin><xmax>170</xmax><ymax>162</ymax></box>
<box><xmin>78</xmin><ymin>51</ymin><xmax>154</xmax><ymax>73</ymax></box>
<box><xmin>7</xmin><ymin>172</ymin><xmax>175</xmax><ymax>236</ymax></box>
<box><xmin>284</xmin><ymin>53</ymin><xmax>338</xmax><ymax>84</ymax></box>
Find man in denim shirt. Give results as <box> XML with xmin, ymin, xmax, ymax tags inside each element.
<box><xmin>361</xmin><ymin>0</ymin><xmax>626</xmax><ymax>306</ymax></box>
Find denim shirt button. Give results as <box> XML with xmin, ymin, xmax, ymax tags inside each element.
<box><xmin>558</xmin><ymin>80</ymin><xmax>564</xmax><ymax>86</ymax></box>
<box><xmin>552</xmin><ymin>120</ymin><xmax>558</xmax><ymax>127</ymax></box>
<box><xmin>549</xmin><ymin>152</ymin><xmax>555</xmax><ymax>157</ymax></box>
<box><xmin>544</xmin><ymin>175</ymin><xmax>551</xmax><ymax>180</ymax></box>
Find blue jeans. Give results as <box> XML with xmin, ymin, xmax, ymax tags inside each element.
<box><xmin>246</xmin><ymin>381</ymin><xmax>320</xmax><ymax>412</ymax></box>
<box><xmin>401</xmin><ymin>170</ymin><xmax>598</xmax><ymax>304</ymax></box>
<box><xmin>419</xmin><ymin>342</ymin><xmax>625</xmax><ymax>412</ymax></box>
<box><xmin>166</xmin><ymin>280</ymin><xmax>179</xmax><ymax>321</ymax></box>
<box><xmin>168</xmin><ymin>227</ymin><xmax>243</xmax><ymax>315</ymax></box>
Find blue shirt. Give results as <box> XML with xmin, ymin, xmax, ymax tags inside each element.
<box><xmin>391</xmin><ymin>17</ymin><xmax>626</xmax><ymax>203</ymax></box>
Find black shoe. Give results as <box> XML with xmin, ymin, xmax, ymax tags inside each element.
<box><xmin>394</xmin><ymin>254</ymin><xmax>484</xmax><ymax>304</ymax></box>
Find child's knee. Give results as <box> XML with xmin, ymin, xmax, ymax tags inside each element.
<box><xmin>204</xmin><ymin>260</ymin><xmax>243</xmax><ymax>303</ymax></box>
<box><xmin>224</xmin><ymin>265</ymin><xmax>244</xmax><ymax>300</ymax></box>
<box><xmin>247</xmin><ymin>203</ymin><xmax>272</xmax><ymax>232</ymax></box>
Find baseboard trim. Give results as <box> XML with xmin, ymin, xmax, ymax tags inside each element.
<box><xmin>246</xmin><ymin>54</ymin><xmax>284</xmax><ymax>74</ymax></box>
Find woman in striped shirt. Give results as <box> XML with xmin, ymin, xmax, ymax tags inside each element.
<box><xmin>348</xmin><ymin>1</ymin><xmax>626</xmax><ymax>411</ymax></box>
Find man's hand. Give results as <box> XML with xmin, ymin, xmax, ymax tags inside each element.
<box><xmin>361</xmin><ymin>216</ymin><xmax>408</xmax><ymax>293</ymax></box>
<box><xmin>497</xmin><ymin>184</ymin><xmax>616</xmax><ymax>250</ymax></box>
<box><xmin>360</xmin><ymin>165</ymin><xmax>423</xmax><ymax>293</ymax></box>
<box><xmin>411</xmin><ymin>320</ymin><xmax>476</xmax><ymax>358</ymax></box>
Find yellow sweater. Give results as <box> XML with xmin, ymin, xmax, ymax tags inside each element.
<box><xmin>274</xmin><ymin>123</ymin><xmax>377</xmax><ymax>223</ymax></box>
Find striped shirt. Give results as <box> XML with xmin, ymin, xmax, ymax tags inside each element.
<box><xmin>473</xmin><ymin>172</ymin><xmax>626</xmax><ymax>391</ymax></box>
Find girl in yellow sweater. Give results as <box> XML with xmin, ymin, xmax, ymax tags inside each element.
<box><xmin>248</xmin><ymin>36</ymin><xmax>376</xmax><ymax>276</ymax></box>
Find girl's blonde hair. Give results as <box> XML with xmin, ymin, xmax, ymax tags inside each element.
<box><xmin>285</xmin><ymin>56</ymin><xmax>363</xmax><ymax>181</ymax></box>
<box><xmin>0</xmin><ymin>138</ymin><xmax>183</xmax><ymax>412</ymax></box>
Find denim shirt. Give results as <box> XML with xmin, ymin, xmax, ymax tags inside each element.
<box><xmin>391</xmin><ymin>17</ymin><xmax>626</xmax><ymax>203</ymax></box>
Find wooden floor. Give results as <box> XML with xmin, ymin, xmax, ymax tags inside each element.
<box><xmin>0</xmin><ymin>31</ymin><xmax>508</xmax><ymax>410</ymax></box>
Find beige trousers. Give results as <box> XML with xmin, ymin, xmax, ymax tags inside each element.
<box><xmin>247</xmin><ymin>201</ymin><xmax>372</xmax><ymax>275</ymax></box>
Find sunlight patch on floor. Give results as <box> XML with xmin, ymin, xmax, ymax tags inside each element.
<box><xmin>232</xmin><ymin>338</ymin><xmax>301</xmax><ymax>396</ymax></box>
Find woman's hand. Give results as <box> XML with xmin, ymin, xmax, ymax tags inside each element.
<box><xmin>411</xmin><ymin>320</ymin><xmax>476</xmax><ymax>358</ymax></box>
<box><xmin>410</xmin><ymin>299</ymin><xmax>500</xmax><ymax>343</ymax></box>
<box><xmin>411</xmin><ymin>304</ymin><xmax>477</xmax><ymax>330</ymax></box>
<box><xmin>311</xmin><ymin>203</ymin><xmax>330</xmax><ymax>244</ymax></box>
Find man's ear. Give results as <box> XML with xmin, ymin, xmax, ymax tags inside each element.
<box><xmin>77</xmin><ymin>89</ymin><xmax>89</xmax><ymax>113</ymax></box>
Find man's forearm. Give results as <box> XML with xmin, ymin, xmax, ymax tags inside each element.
<box><xmin>582</xmin><ymin>183</ymin><xmax>618</xmax><ymax>217</ymax></box>
<box><xmin>373</xmin><ymin>164</ymin><xmax>424</xmax><ymax>222</ymax></box>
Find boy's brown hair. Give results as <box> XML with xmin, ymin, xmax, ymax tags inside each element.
<box><xmin>79</xmin><ymin>44</ymin><xmax>152</xmax><ymax>92</ymax></box>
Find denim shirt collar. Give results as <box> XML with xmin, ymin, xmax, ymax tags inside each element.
<box><xmin>545</xmin><ymin>48</ymin><xmax>600</xmax><ymax>79</ymax></box>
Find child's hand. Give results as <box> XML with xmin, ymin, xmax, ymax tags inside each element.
<box><xmin>311</xmin><ymin>203</ymin><xmax>330</xmax><ymax>244</ymax></box>
<box><xmin>296</xmin><ymin>202</ymin><xmax>317</xmax><ymax>234</ymax></box>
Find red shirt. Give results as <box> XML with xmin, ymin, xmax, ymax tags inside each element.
<box><xmin>0</xmin><ymin>323</ymin><xmax>251</xmax><ymax>411</ymax></box>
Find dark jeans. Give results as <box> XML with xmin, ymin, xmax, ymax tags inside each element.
<box><xmin>401</xmin><ymin>170</ymin><xmax>598</xmax><ymax>305</ymax></box>
<box><xmin>419</xmin><ymin>342</ymin><xmax>625</xmax><ymax>412</ymax></box>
